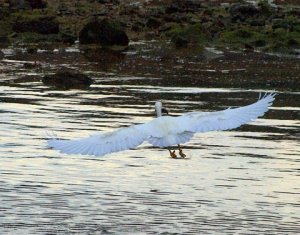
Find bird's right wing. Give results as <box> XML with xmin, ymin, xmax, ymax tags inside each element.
<box><xmin>176</xmin><ymin>93</ymin><xmax>276</xmax><ymax>133</ymax></box>
<box><xmin>47</xmin><ymin>124</ymin><xmax>148</xmax><ymax>157</ymax></box>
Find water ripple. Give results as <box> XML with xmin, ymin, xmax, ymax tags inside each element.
<box><xmin>0</xmin><ymin>71</ymin><xmax>299</xmax><ymax>234</ymax></box>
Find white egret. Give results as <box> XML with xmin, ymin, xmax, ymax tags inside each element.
<box><xmin>48</xmin><ymin>93</ymin><xmax>276</xmax><ymax>158</ymax></box>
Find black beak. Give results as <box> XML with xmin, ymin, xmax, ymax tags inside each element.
<box><xmin>162</xmin><ymin>107</ymin><xmax>169</xmax><ymax>115</ymax></box>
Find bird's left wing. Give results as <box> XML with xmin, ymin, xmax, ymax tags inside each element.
<box><xmin>176</xmin><ymin>93</ymin><xmax>276</xmax><ymax>133</ymax></box>
<box><xmin>47</xmin><ymin>124</ymin><xmax>148</xmax><ymax>157</ymax></box>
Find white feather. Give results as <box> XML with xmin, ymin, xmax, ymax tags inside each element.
<box><xmin>48</xmin><ymin>93</ymin><xmax>276</xmax><ymax>157</ymax></box>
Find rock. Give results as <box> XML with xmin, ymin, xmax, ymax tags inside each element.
<box><xmin>171</xmin><ymin>34</ymin><xmax>189</xmax><ymax>48</ymax></box>
<box><xmin>244</xmin><ymin>43</ymin><xmax>254</xmax><ymax>52</ymax></box>
<box><xmin>79</xmin><ymin>18</ymin><xmax>129</xmax><ymax>47</ymax></box>
<box><xmin>166</xmin><ymin>0</ymin><xmax>202</xmax><ymax>14</ymax></box>
<box><xmin>167</xmin><ymin>23</ymin><xmax>208</xmax><ymax>49</ymax></box>
<box><xmin>0</xmin><ymin>50</ymin><xmax>4</xmax><ymax>60</ymax></box>
<box><xmin>146</xmin><ymin>17</ymin><xmax>162</xmax><ymax>29</ymax></box>
<box><xmin>56</xmin><ymin>3</ymin><xmax>74</xmax><ymax>16</ymax></box>
<box><xmin>249</xmin><ymin>18</ymin><xmax>266</xmax><ymax>27</ymax></box>
<box><xmin>9</xmin><ymin>0</ymin><xmax>31</xmax><ymax>10</ymax></box>
<box><xmin>230</xmin><ymin>3</ymin><xmax>260</xmax><ymax>22</ymax></box>
<box><xmin>12</xmin><ymin>16</ymin><xmax>59</xmax><ymax>34</ymax></box>
<box><xmin>28</xmin><ymin>0</ymin><xmax>47</xmax><ymax>9</ymax></box>
<box><xmin>42</xmin><ymin>69</ymin><xmax>93</xmax><ymax>89</ymax></box>
<box><xmin>13</xmin><ymin>75</ymin><xmax>41</xmax><ymax>83</ymax></box>
<box><xmin>0</xmin><ymin>36</ymin><xmax>10</xmax><ymax>47</ymax></box>
<box><xmin>287</xmin><ymin>38</ymin><xmax>299</xmax><ymax>48</ymax></box>
<box><xmin>23</xmin><ymin>62</ymin><xmax>40</xmax><ymax>69</ymax></box>
<box><xmin>132</xmin><ymin>21</ymin><xmax>145</xmax><ymax>32</ymax></box>
<box><xmin>97</xmin><ymin>0</ymin><xmax>120</xmax><ymax>4</ymax></box>
<box><xmin>254</xmin><ymin>39</ymin><xmax>267</xmax><ymax>47</ymax></box>
<box><xmin>9</xmin><ymin>0</ymin><xmax>46</xmax><ymax>9</ymax></box>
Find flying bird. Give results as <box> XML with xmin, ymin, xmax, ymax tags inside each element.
<box><xmin>48</xmin><ymin>93</ymin><xmax>276</xmax><ymax>158</ymax></box>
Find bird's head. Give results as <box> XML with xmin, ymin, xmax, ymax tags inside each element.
<box><xmin>155</xmin><ymin>101</ymin><xmax>169</xmax><ymax>117</ymax></box>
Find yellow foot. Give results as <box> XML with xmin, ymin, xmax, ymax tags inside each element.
<box><xmin>168</xmin><ymin>149</ymin><xmax>177</xmax><ymax>158</ymax></box>
<box><xmin>179</xmin><ymin>149</ymin><xmax>186</xmax><ymax>158</ymax></box>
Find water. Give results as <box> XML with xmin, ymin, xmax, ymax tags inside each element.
<box><xmin>0</xmin><ymin>48</ymin><xmax>299</xmax><ymax>234</ymax></box>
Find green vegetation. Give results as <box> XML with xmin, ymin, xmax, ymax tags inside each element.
<box><xmin>0</xmin><ymin>1</ymin><xmax>299</xmax><ymax>55</ymax></box>
<box><xmin>166</xmin><ymin>23</ymin><xmax>209</xmax><ymax>50</ymax></box>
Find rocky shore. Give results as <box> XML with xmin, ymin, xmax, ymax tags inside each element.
<box><xmin>0</xmin><ymin>0</ymin><xmax>299</xmax><ymax>90</ymax></box>
<box><xmin>0</xmin><ymin>0</ymin><xmax>300</xmax><ymax>54</ymax></box>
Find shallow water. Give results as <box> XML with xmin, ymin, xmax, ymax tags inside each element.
<box><xmin>0</xmin><ymin>50</ymin><xmax>300</xmax><ymax>234</ymax></box>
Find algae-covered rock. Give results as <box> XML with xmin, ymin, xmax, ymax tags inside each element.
<box><xmin>230</xmin><ymin>3</ymin><xmax>260</xmax><ymax>22</ymax></box>
<box><xmin>166</xmin><ymin>0</ymin><xmax>202</xmax><ymax>14</ymax></box>
<box><xmin>171</xmin><ymin>34</ymin><xmax>189</xmax><ymax>48</ymax></box>
<box><xmin>42</xmin><ymin>69</ymin><xmax>93</xmax><ymax>89</ymax></box>
<box><xmin>166</xmin><ymin>23</ymin><xmax>209</xmax><ymax>49</ymax></box>
<box><xmin>79</xmin><ymin>18</ymin><xmax>129</xmax><ymax>47</ymax></box>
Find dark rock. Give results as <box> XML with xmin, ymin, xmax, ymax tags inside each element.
<box><xmin>0</xmin><ymin>50</ymin><xmax>4</xmax><ymax>60</ymax></box>
<box><xmin>164</xmin><ymin>13</ymin><xmax>188</xmax><ymax>23</ymax></box>
<box><xmin>132</xmin><ymin>21</ymin><xmax>145</xmax><ymax>32</ymax></box>
<box><xmin>0</xmin><ymin>36</ymin><xmax>10</xmax><ymax>47</ymax></box>
<box><xmin>287</xmin><ymin>38</ymin><xmax>299</xmax><ymax>48</ymax></box>
<box><xmin>146</xmin><ymin>17</ymin><xmax>162</xmax><ymax>29</ymax></box>
<box><xmin>79</xmin><ymin>18</ymin><xmax>129</xmax><ymax>47</ymax></box>
<box><xmin>56</xmin><ymin>3</ymin><xmax>74</xmax><ymax>16</ymax></box>
<box><xmin>230</xmin><ymin>4</ymin><xmax>260</xmax><ymax>22</ymax></box>
<box><xmin>171</xmin><ymin>34</ymin><xmax>189</xmax><ymax>48</ymax></box>
<box><xmin>9</xmin><ymin>0</ymin><xmax>31</xmax><ymax>10</ymax></box>
<box><xmin>28</xmin><ymin>0</ymin><xmax>47</xmax><ymax>9</ymax></box>
<box><xmin>249</xmin><ymin>18</ymin><xmax>266</xmax><ymax>27</ymax></box>
<box><xmin>244</xmin><ymin>43</ymin><xmax>254</xmax><ymax>52</ymax></box>
<box><xmin>98</xmin><ymin>0</ymin><xmax>120</xmax><ymax>4</ymax></box>
<box><xmin>13</xmin><ymin>75</ymin><xmax>41</xmax><ymax>83</ymax></box>
<box><xmin>42</xmin><ymin>69</ymin><xmax>93</xmax><ymax>89</ymax></box>
<box><xmin>9</xmin><ymin>0</ymin><xmax>46</xmax><ymax>10</ymax></box>
<box><xmin>23</xmin><ymin>62</ymin><xmax>40</xmax><ymax>69</ymax></box>
<box><xmin>13</xmin><ymin>16</ymin><xmax>59</xmax><ymax>34</ymax></box>
<box><xmin>26</xmin><ymin>46</ymin><xmax>38</xmax><ymax>54</ymax></box>
<box><xmin>166</xmin><ymin>0</ymin><xmax>202</xmax><ymax>14</ymax></box>
<box><xmin>254</xmin><ymin>39</ymin><xmax>267</xmax><ymax>47</ymax></box>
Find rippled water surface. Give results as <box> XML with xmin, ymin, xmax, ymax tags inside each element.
<box><xmin>0</xmin><ymin>49</ymin><xmax>299</xmax><ymax>234</ymax></box>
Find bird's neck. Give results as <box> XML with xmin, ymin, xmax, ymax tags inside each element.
<box><xmin>155</xmin><ymin>102</ymin><xmax>162</xmax><ymax>117</ymax></box>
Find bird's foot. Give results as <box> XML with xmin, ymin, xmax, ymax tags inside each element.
<box><xmin>168</xmin><ymin>149</ymin><xmax>177</xmax><ymax>158</ymax></box>
<box><xmin>179</xmin><ymin>149</ymin><xmax>186</xmax><ymax>158</ymax></box>
<box><xmin>177</xmin><ymin>144</ymin><xmax>186</xmax><ymax>158</ymax></box>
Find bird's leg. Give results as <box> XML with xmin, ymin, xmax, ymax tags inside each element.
<box><xmin>178</xmin><ymin>145</ymin><xmax>186</xmax><ymax>158</ymax></box>
<box><xmin>168</xmin><ymin>149</ymin><xmax>177</xmax><ymax>158</ymax></box>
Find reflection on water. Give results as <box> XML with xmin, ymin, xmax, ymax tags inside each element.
<box><xmin>0</xmin><ymin>54</ymin><xmax>300</xmax><ymax>234</ymax></box>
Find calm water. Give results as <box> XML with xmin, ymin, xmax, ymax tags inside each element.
<box><xmin>0</xmin><ymin>49</ymin><xmax>299</xmax><ymax>234</ymax></box>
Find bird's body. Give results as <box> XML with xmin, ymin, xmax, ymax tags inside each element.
<box><xmin>48</xmin><ymin>93</ymin><xmax>276</xmax><ymax>157</ymax></box>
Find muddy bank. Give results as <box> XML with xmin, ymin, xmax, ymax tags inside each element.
<box><xmin>0</xmin><ymin>42</ymin><xmax>299</xmax><ymax>91</ymax></box>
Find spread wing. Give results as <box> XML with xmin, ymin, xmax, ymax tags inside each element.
<box><xmin>176</xmin><ymin>93</ymin><xmax>276</xmax><ymax>133</ymax></box>
<box><xmin>48</xmin><ymin>93</ymin><xmax>275</xmax><ymax>157</ymax></box>
<box><xmin>47</xmin><ymin>124</ymin><xmax>148</xmax><ymax>157</ymax></box>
